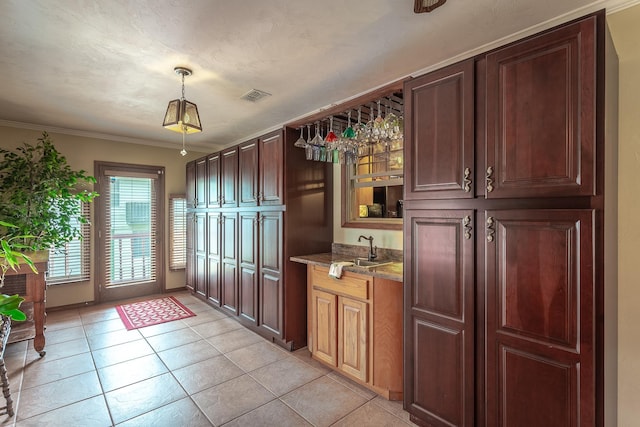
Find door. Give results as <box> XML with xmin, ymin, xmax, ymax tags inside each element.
<box><xmin>221</xmin><ymin>211</ymin><xmax>238</xmax><ymax>315</ymax></box>
<box><xmin>404</xmin><ymin>59</ymin><xmax>475</xmax><ymax>200</ymax></box>
<box><xmin>484</xmin><ymin>209</ymin><xmax>595</xmax><ymax>426</ymax></box>
<box><xmin>95</xmin><ymin>162</ymin><xmax>165</xmax><ymax>302</ymax></box>
<box><xmin>207</xmin><ymin>212</ymin><xmax>221</xmax><ymax>306</ymax></box>
<box><xmin>259</xmin><ymin>210</ymin><xmax>283</xmax><ymax>336</ymax></box>
<box><xmin>404</xmin><ymin>209</ymin><xmax>475</xmax><ymax>427</ymax></box>
<box><xmin>186</xmin><ymin>161</ymin><xmax>196</xmax><ymax>209</ymax></box>
<box><xmin>338</xmin><ymin>296</ymin><xmax>368</xmax><ymax>382</ymax></box>
<box><xmin>221</xmin><ymin>147</ymin><xmax>238</xmax><ymax>208</ymax></box>
<box><xmin>259</xmin><ymin>131</ymin><xmax>284</xmax><ymax>205</ymax></box>
<box><xmin>312</xmin><ymin>288</ymin><xmax>337</xmax><ymax>367</ymax></box>
<box><xmin>239</xmin><ymin>211</ymin><xmax>258</xmax><ymax>324</ymax></box>
<box><xmin>194</xmin><ymin>211</ymin><xmax>207</xmax><ymax>298</ymax></box>
<box><xmin>485</xmin><ymin>16</ymin><xmax>596</xmax><ymax>199</ymax></box>
<box><xmin>239</xmin><ymin>139</ymin><xmax>259</xmax><ymax>207</ymax></box>
<box><xmin>195</xmin><ymin>157</ymin><xmax>207</xmax><ymax>208</ymax></box>
<box><xmin>207</xmin><ymin>153</ymin><xmax>220</xmax><ymax>209</ymax></box>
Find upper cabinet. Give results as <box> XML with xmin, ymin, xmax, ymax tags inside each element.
<box><xmin>404</xmin><ymin>15</ymin><xmax>597</xmax><ymax>202</ymax></box>
<box><xmin>404</xmin><ymin>59</ymin><xmax>475</xmax><ymax>200</ymax></box>
<box><xmin>195</xmin><ymin>157</ymin><xmax>208</xmax><ymax>209</ymax></box>
<box><xmin>207</xmin><ymin>153</ymin><xmax>221</xmax><ymax>209</ymax></box>
<box><xmin>221</xmin><ymin>146</ymin><xmax>239</xmax><ymax>208</ymax></box>
<box><xmin>259</xmin><ymin>131</ymin><xmax>284</xmax><ymax>206</ymax></box>
<box><xmin>239</xmin><ymin>139</ymin><xmax>259</xmax><ymax>207</ymax></box>
<box><xmin>485</xmin><ymin>17</ymin><xmax>596</xmax><ymax>198</ymax></box>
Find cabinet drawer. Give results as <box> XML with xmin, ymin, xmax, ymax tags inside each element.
<box><xmin>311</xmin><ymin>266</ymin><xmax>369</xmax><ymax>300</ymax></box>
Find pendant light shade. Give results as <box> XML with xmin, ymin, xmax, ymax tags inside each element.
<box><xmin>163</xmin><ymin>98</ymin><xmax>202</xmax><ymax>134</ymax></box>
<box><xmin>162</xmin><ymin>67</ymin><xmax>202</xmax><ymax>134</ymax></box>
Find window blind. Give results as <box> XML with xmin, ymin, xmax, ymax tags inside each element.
<box><xmin>104</xmin><ymin>175</ymin><xmax>157</xmax><ymax>286</ymax></box>
<box><xmin>169</xmin><ymin>195</ymin><xmax>186</xmax><ymax>270</ymax></box>
<box><xmin>46</xmin><ymin>201</ymin><xmax>90</xmax><ymax>285</ymax></box>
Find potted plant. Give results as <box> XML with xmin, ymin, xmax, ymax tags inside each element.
<box><xmin>0</xmin><ymin>132</ymin><xmax>98</xmax><ymax>254</ymax></box>
<box><xmin>0</xmin><ymin>222</ymin><xmax>36</xmax><ymax>322</ymax></box>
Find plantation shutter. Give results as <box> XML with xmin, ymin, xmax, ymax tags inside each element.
<box><xmin>46</xmin><ymin>201</ymin><xmax>90</xmax><ymax>285</ymax></box>
<box><xmin>169</xmin><ymin>195</ymin><xmax>186</xmax><ymax>270</ymax></box>
<box><xmin>104</xmin><ymin>170</ymin><xmax>158</xmax><ymax>286</ymax></box>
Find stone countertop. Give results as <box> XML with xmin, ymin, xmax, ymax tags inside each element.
<box><xmin>290</xmin><ymin>252</ymin><xmax>403</xmax><ymax>282</ymax></box>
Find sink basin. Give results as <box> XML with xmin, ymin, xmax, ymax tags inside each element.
<box><xmin>351</xmin><ymin>258</ymin><xmax>393</xmax><ymax>268</ymax></box>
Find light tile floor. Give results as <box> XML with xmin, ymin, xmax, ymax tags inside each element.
<box><xmin>0</xmin><ymin>292</ymin><xmax>415</xmax><ymax>426</ymax></box>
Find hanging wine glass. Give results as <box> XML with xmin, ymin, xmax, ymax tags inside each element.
<box><xmin>310</xmin><ymin>121</ymin><xmax>324</xmax><ymax>161</ymax></box>
<box><xmin>304</xmin><ymin>124</ymin><xmax>313</xmax><ymax>160</ymax></box>
<box><xmin>294</xmin><ymin>126</ymin><xmax>306</xmax><ymax>148</ymax></box>
<box><xmin>325</xmin><ymin>116</ymin><xmax>338</xmax><ymax>163</ymax></box>
<box><xmin>372</xmin><ymin>99</ymin><xmax>385</xmax><ymax>142</ymax></box>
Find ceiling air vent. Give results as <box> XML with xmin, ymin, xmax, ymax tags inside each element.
<box><xmin>241</xmin><ymin>89</ymin><xmax>272</xmax><ymax>102</ymax></box>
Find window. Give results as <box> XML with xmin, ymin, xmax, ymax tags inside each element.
<box><xmin>169</xmin><ymin>195</ymin><xmax>186</xmax><ymax>270</ymax></box>
<box><xmin>46</xmin><ymin>201</ymin><xmax>91</xmax><ymax>285</ymax></box>
<box><xmin>342</xmin><ymin>135</ymin><xmax>404</xmax><ymax>230</ymax></box>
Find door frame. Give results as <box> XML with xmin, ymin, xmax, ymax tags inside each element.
<box><xmin>94</xmin><ymin>161</ymin><xmax>166</xmax><ymax>303</ymax></box>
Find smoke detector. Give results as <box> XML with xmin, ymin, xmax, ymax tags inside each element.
<box><xmin>241</xmin><ymin>89</ymin><xmax>272</xmax><ymax>102</ymax></box>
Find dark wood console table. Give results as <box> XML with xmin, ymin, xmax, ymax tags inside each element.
<box><xmin>3</xmin><ymin>262</ymin><xmax>47</xmax><ymax>357</ymax></box>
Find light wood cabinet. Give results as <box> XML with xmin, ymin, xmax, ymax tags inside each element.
<box><xmin>308</xmin><ymin>265</ymin><xmax>402</xmax><ymax>400</ymax></box>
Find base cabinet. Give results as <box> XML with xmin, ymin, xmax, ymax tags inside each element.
<box><xmin>308</xmin><ymin>265</ymin><xmax>402</xmax><ymax>400</ymax></box>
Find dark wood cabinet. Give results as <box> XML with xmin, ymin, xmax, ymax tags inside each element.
<box><xmin>221</xmin><ymin>211</ymin><xmax>238</xmax><ymax>315</ymax></box>
<box><xmin>239</xmin><ymin>211</ymin><xmax>258</xmax><ymax>324</ymax></box>
<box><xmin>259</xmin><ymin>131</ymin><xmax>284</xmax><ymax>205</ymax></box>
<box><xmin>404</xmin><ymin>59</ymin><xmax>475</xmax><ymax>200</ymax></box>
<box><xmin>207</xmin><ymin>211</ymin><xmax>221</xmax><ymax>306</ymax></box>
<box><xmin>194</xmin><ymin>211</ymin><xmax>207</xmax><ymax>298</ymax></box>
<box><xmin>195</xmin><ymin>157</ymin><xmax>207</xmax><ymax>209</ymax></box>
<box><xmin>185</xmin><ymin>128</ymin><xmax>332</xmax><ymax>350</ymax></box>
<box><xmin>221</xmin><ymin>147</ymin><xmax>238</xmax><ymax>208</ymax></box>
<box><xmin>207</xmin><ymin>153</ymin><xmax>221</xmax><ymax>209</ymax></box>
<box><xmin>485</xmin><ymin>18</ymin><xmax>596</xmax><ymax>199</ymax></box>
<box><xmin>403</xmin><ymin>12</ymin><xmax>605</xmax><ymax>427</ymax></box>
<box><xmin>404</xmin><ymin>209</ymin><xmax>475</xmax><ymax>427</ymax></box>
<box><xmin>258</xmin><ymin>210</ymin><xmax>283</xmax><ymax>336</ymax></box>
<box><xmin>186</xmin><ymin>161</ymin><xmax>196</xmax><ymax>209</ymax></box>
<box><xmin>239</xmin><ymin>140</ymin><xmax>259</xmax><ymax>207</ymax></box>
<box><xmin>484</xmin><ymin>209</ymin><xmax>595</xmax><ymax>426</ymax></box>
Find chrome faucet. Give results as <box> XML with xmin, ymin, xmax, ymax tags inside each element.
<box><xmin>358</xmin><ymin>235</ymin><xmax>377</xmax><ymax>261</ymax></box>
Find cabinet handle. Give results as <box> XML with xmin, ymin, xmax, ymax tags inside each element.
<box><xmin>253</xmin><ymin>213</ymin><xmax>260</xmax><ymax>225</ymax></box>
<box><xmin>193</xmin><ymin>198</ymin><xmax>198</xmax><ymax>208</ymax></box>
<box><xmin>463</xmin><ymin>216</ymin><xmax>472</xmax><ymax>240</ymax></box>
<box><xmin>486</xmin><ymin>166</ymin><xmax>494</xmax><ymax>193</ymax></box>
<box><xmin>220</xmin><ymin>196</ymin><xmax>225</xmax><ymax>204</ymax></box>
<box><xmin>486</xmin><ymin>216</ymin><xmax>495</xmax><ymax>242</ymax></box>
<box><xmin>258</xmin><ymin>192</ymin><xmax>264</xmax><ymax>202</ymax></box>
<box><xmin>217</xmin><ymin>196</ymin><xmax>222</xmax><ymax>205</ymax></box>
<box><xmin>463</xmin><ymin>168</ymin><xmax>472</xmax><ymax>192</ymax></box>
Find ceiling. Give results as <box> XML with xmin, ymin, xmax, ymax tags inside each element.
<box><xmin>0</xmin><ymin>0</ymin><xmax>636</xmax><ymax>154</ymax></box>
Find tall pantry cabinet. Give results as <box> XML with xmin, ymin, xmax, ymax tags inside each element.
<box><xmin>403</xmin><ymin>11</ymin><xmax>614</xmax><ymax>427</ymax></box>
<box><xmin>186</xmin><ymin>128</ymin><xmax>333</xmax><ymax>350</ymax></box>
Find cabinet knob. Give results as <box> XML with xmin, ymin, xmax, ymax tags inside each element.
<box><xmin>486</xmin><ymin>216</ymin><xmax>495</xmax><ymax>242</ymax></box>
<box><xmin>486</xmin><ymin>166</ymin><xmax>494</xmax><ymax>193</ymax></box>
<box><xmin>463</xmin><ymin>168</ymin><xmax>472</xmax><ymax>192</ymax></box>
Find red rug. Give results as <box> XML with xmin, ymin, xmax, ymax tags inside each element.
<box><xmin>115</xmin><ymin>296</ymin><xmax>196</xmax><ymax>330</ymax></box>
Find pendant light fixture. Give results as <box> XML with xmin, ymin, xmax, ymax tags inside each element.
<box><xmin>162</xmin><ymin>66</ymin><xmax>202</xmax><ymax>156</ymax></box>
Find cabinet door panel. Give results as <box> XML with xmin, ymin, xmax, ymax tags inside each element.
<box><xmin>195</xmin><ymin>157</ymin><xmax>207</xmax><ymax>209</ymax></box>
<box><xmin>186</xmin><ymin>161</ymin><xmax>196</xmax><ymax>209</ymax></box>
<box><xmin>259</xmin><ymin>211</ymin><xmax>283</xmax><ymax>336</ymax></box>
<box><xmin>312</xmin><ymin>288</ymin><xmax>337</xmax><ymax>367</ymax></box>
<box><xmin>207</xmin><ymin>153</ymin><xmax>220</xmax><ymax>208</ymax></box>
<box><xmin>221</xmin><ymin>147</ymin><xmax>238</xmax><ymax>208</ymax></box>
<box><xmin>260</xmin><ymin>131</ymin><xmax>284</xmax><ymax>205</ymax></box>
<box><xmin>185</xmin><ymin>212</ymin><xmax>195</xmax><ymax>292</ymax></box>
<box><xmin>485</xmin><ymin>209</ymin><xmax>594</xmax><ymax>426</ymax></box>
<box><xmin>485</xmin><ymin>16</ymin><xmax>596</xmax><ymax>198</ymax></box>
<box><xmin>221</xmin><ymin>212</ymin><xmax>238</xmax><ymax>315</ymax></box>
<box><xmin>405</xmin><ymin>59</ymin><xmax>474</xmax><ymax>200</ymax></box>
<box><xmin>239</xmin><ymin>212</ymin><xmax>258</xmax><ymax>324</ymax></box>
<box><xmin>194</xmin><ymin>212</ymin><xmax>207</xmax><ymax>298</ymax></box>
<box><xmin>239</xmin><ymin>140</ymin><xmax>259</xmax><ymax>207</ymax></box>
<box><xmin>207</xmin><ymin>212</ymin><xmax>221</xmax><ymax>305</ymax></box>
<box><xmin>404</xmin><ymin>209</ymin><xmax>474</xmax><ymax>427</ymax></box>
<box><xmin>338</xmin><ymin>296</ymin><xmax>368</xmax><ymax>382</ymax></box>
